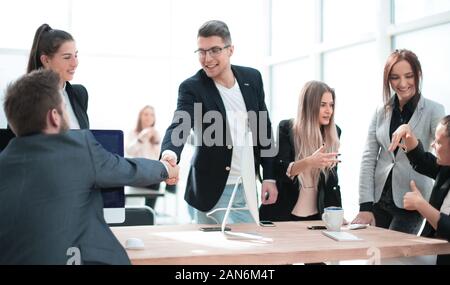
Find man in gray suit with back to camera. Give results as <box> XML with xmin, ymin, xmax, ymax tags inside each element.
<box><xmin>0</xmin><ymin>69</ymin><xmax>179</xmax><ymax>265</ymax></box>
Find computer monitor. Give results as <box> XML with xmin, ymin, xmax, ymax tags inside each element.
<box><xmin>90</xmin><ymin>130</ymin><xmax>126</xmax><ymax>224</ymax></box>
<box><xmin>0</xmin><ymin>129</ymin><xmax>125</xmax><ymax>224</ymax></box>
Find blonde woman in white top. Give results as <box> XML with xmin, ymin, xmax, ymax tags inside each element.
<box><xmin>127</xmin><ymin>105</ymin><xmax>161</xmax><ymax>208</ymax></box>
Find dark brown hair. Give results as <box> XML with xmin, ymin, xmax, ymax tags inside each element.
<box><xmin>4</xmin><ymin>69</ymin><xmax>62</xmax><ymax>136</ymax></box>
<box><xmin>27</xmin><ymin>24</ymin><xmax>74</xmax><ymax>73</ymax></box>
<box><xmin>441</xmin><ymin>115</ymin><xmax>450</xmax><ymax>138</ymax></box>
<box><xmin>198</xmin><ymin>20</ymin><xmax>232</xmax><ymax>45</ymax></box>
<box><xmin>383</xmin><ymin>49</ymin><xmax>422</xmax><ymax>112</ymax></box>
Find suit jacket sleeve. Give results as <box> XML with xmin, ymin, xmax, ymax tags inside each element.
<box><xmin>84</xmin><ymin>131</ymin><xmax>168</xmax><ymax>188</ymax></box>
<box><xmin>160</xmin><ymin>81</ymin><xmax>195</xmax><ymax>162</ymax></box>
<box><xmin>437</xmin><ymin>213</ymin><xmax>450</xmax><ymax>241</ymax></box>
<box><xmin>406</xmin><ymin>140</ymin><xmax>440</xmax><ymax>179</ymax></box>
<box><xmin>276</xmin><ymin>120</ymin><xmax>294</xmax><ymax>181</ymax></box>
<box><xmin>358</xmin><ymin>108</ymin><xmax>380</xmax><ymax>204</ymax></box>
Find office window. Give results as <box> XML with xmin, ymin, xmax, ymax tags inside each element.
<box><xmin>0</xmin><ymin>0</ymin><xmax>70</xmax><ymax>49</ymax></box>
<box><xmin>74</xmin><ymin>56</ymin><xmax>170</xmax><ymax>131</ymax></box>
<box><xmin>271</xmin><ymin>0</ymin><xmax>315</xmax><ymax>56</ymax></box>
<box><xmin>0</xmin><ymin>53</ymin><xmax>28</xmax><ymax>127</ymax></box>
<box><xmin>171</xmin><ymin>0</ymin><xmax>269</xmax><ymax>64</ymax></box>
<box><xmin>271</xmin><ymin>58</ymin><xmax>312</xmax><ymax>129</ymax></box>
<box><xmin>394</xmin><ymin>0</ymin><xmax>450</xmax><ymax>24</ymax></box>
<box><xmin>323</xmin><ymin>42</ymin><xmax>379</xmax><ymax>218</ymax></box>
<box><xmin>72</xmin><ymin>0</ymin><xmax>171</xmax><ymax>56</ymax></box>
<box><xmin>322</xmin><ymin>0</ymin><xmax>376</xmax><ymax>43</ymax></box>
<box><xmin>394</xmin><ymin>23</ymin><xmax>450</xmax><ymax>112</ymax></box>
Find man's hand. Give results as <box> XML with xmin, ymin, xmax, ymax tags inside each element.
<box><xmin>161</xmin><ymin>152</ymin><xmax>177</xmax><ymax>167</ymax></box>
<box><xmin>352</xmin><ymin>211</ymin><xmax>376</xmax><ymax>226</ymax></box>
<box><xmin>261</xmin><ymin>181</ymin><xmax>278</xmax><ymax>205</ymax></box>
<box><xmin>388</xmin><ymin>124</ymin><xmax>418</xmax><ymax>152</ymax></box>
<box><xmin>404</xmin><ymin>180</ymin><xmax>425</xmax><ymax>211</ymax></box>
<box><xmin>160</xmin><ymin>154</ymin><xmax>179</xmax><ymax>185</ymax></box>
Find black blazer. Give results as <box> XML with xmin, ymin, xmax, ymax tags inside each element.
<box><xmin>161</xmin><ymin>65</ymin><xmax>275</xmax><ymax>212</ymax></box>
<box><xmin>406</xmin><ymin>141</ymin><xmax>450</xmax><ymax>265</ymax></box>
<box><xmin>65</xmin><ymin>82</ymin><xmax>90</xmax><ymax>129</ymax></box>
<box><xmin>260</xmin><ymin>119</ymin><xmax>342</xmax><ymax>221</ymax></box>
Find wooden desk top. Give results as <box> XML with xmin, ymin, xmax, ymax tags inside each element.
<box><xmin>111</xmin><ymin>221</ymin><xmax>450</xmax><ymax>265</ymax></box>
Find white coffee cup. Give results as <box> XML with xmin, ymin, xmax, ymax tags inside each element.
<box><xmin>322</xmin><ymin>206</ymin><xmax>344</xmax><ymax>232</ymax></box>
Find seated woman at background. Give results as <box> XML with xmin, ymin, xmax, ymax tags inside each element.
<box><xmin>27</xmin><ymin>23</ymin><xmax>89</xmax><ymax>129</ymax></box>
<box><xmin>260</xmin><ymin>81</ymin><xmax>341</xmax><ymax>221</ymax></box>
<box><xmin>353</xmin><ymin>49</ymin><xmax>444</xmax><ymax>234</ymax></box>
<box><xmin>127</xmin><ymin>105</ymin><xmax>162</xmax><ymax>208</ymax></box>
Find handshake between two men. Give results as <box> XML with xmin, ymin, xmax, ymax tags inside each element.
<box><xmin>160</xmin><ymin>153</ymin><xmax>179</xmax><ymax>185</ymax></box>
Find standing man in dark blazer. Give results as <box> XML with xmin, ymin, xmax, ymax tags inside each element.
<box><xmin>0</xmin><ymin>70</ymin><xmax>178</xmax><ymax>265</ymax></box>
<box><xmin>161</xmin><ymin>20</ymin><xmax>278</xmax><ymax>224</ymax></box>
<box><xmin>389</xmin><ymin>115</ymin><xmax>450</xmax><ymax>264</ymax></box>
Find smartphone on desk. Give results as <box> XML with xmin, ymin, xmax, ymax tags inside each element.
<box><xmin>307</xmin><ymin>225</ymin><xmax>327</xmax><ymax>230</ymax></box>
<box><xmin>199</xmin><ymin>226</ymin><xmax>231</xmax><ymax>232</ymax></box>
<box><xmin>259</xmin><ymin>221</ymin><xmax>275</xmax><ymax>227</ymax></box>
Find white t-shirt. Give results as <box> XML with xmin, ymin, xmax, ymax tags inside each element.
<box><xmin>440</xmin><ymin>191</ymin><xmax>450</xmax><ymax>215</ymax></box>
<box><xmin>215</xmin><ymin>80</ymin><xmax>248</xmax><ymax>185</ymax></box>
<box><xmin>61</xmin><ymin>84</ymin><xmax>81</xmax><ymax>129</ymax></box>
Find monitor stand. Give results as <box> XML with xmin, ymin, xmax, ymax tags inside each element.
<box><xmin>220</xmin><ymin>176</ymin><xmax>244</xmax><ymax>233</ymax></box>
<box><xmin>206</xmin><ymin>178</ymin><xmax>266</xmax><ymax>240</ymax></box>
<box><xmin>205</xmin><ymin>177</ymin><xmax>247</xmax><ymax>232</ymax></box>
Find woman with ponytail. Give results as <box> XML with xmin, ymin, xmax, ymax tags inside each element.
<box><xmin>260</xmin><ymin>81</ymin><xmax>342</xmax><ymax>221</ymax></box>
<box><xmin>26</xmin><ymin>23</ymin><xmax>89</xmax><ymax>129</ymax></box>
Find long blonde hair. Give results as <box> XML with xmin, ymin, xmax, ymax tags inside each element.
<box><xmin>293</xmin><ymin>81</ymin><xmax>340</xmax><ymax>187</ymax></box>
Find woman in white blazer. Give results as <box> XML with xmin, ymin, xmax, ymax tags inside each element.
<box><xmin>352</xmin><ymin>49</ymin><xmax>445</xmax><ymax>234</ymax></box>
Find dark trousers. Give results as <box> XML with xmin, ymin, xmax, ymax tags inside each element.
<box><xmin>145</xmin><ymin>183</ymin><xmax>160</xmax><ymax>209</ymax></box>
<box><xmin>373</xmin><ymin>176</ymin><xmax>423</xmax><ymax>235</ymax></box>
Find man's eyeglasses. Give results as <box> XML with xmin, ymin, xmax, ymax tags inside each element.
<box><xmin>194</xmin><ymin>45</ymin><xmax>230</xmax><ymax>58</ymax></box>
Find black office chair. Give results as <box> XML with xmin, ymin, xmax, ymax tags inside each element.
<box><xmin>0</xmin><ymin>128</ymin><xmax>16</xmax><ymax>151</ymax></box>
<box><xmin>110</xmin><ymin>206</ymin><xmax>155</xmax><ymax>226</ymax></box>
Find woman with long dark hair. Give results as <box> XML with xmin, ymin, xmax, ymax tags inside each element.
<box><xmin>27</xmin><ymin>23</ymin><xmax>89</xmax><ymax>129</ymax></box>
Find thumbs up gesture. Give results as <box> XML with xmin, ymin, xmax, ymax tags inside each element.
<box><xmin>403</xmin><ymin>180</ymin><xmax>424</xmax><ymax>210</ymax></box>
